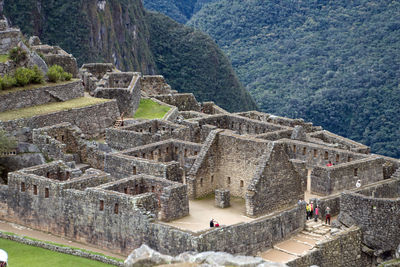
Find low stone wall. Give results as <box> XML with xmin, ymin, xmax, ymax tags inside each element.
<box><xmin>43</xmin><ymin>54</ymin><xmax>78</xmax><ymax>77</ymax></box>
<box><xmin>0</xmin><ymin>28</ymin><xmax>21</xmax><ymax>54</ymax></box>
<box><xmin>152</xmin><ymin>93</ymin><xmax>201</xmax><ymax>112</ymax></box>
<box><xmin>0</xmin><ymin>100</ymin><xmax>120</xmax><ymax>142</ymax></box>
<box><xmin>339</xmin><ymin>191</ymin><xmax>400</xmax><ymax>252</ymax></box>
<box><xmin>309</xmin><ymin>130</ymin><xmax>370</xmax><ymax>154</ymax></box>
<box><xmin>141</xmin><ymin>75</ymin><xmax>173</xmax><ymax>95</ymax></box>
<box><xmin>0</xmin><ymin>80</ymin><xmax>84</xmax><ymax>112</ymax></box>
<box><xmin>0</xmin><ymin>232</ymin><xmax>123</xmax><ymax>266</ymax></box>
<box><xmin>202</xmin><ymin>102</ymin><xmax>228</xmax><ymax>115</ymax></box>
<box><xmin>287</xmin><ymin>226</ymin><xmax>363</xmax><ymax>267</ymax></box>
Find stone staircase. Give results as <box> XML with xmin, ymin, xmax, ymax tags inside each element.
<box><xmin>259</xmin><ymin>219</ymin><xmax>331</xmax><ymax>263</ymax></box>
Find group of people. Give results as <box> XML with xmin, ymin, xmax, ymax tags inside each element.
<box><xmin>209</xmin><ymin>219</ymin><xmax>220</xmax><ymax>227</ymax></box>
<box><xmin>305</xmin><ymin>202</ymin><xmax>331</xmax><ymax>225</ymax></box>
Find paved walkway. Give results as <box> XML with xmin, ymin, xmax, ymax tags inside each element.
<box><xmin>259</xmin><ymin>219</ymin><xmax>332</xmax><ymax>263</ymax></box>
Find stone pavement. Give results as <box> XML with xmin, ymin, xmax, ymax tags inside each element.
<box><xmin>259</xmin><ymin>219</ymin><xmax>332</xmax><ymax>263</ymax></box>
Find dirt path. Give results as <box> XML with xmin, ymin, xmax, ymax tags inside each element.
<box><xmin>0</xmin><ymin>220</ymin><xmax>125</xmax><ymax>260</ymax></box>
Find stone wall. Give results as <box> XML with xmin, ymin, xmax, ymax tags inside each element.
<box><xmin>201</xmin><ymin>102</ymin><xmax>228</xmax><ymax>115</ymax></box>
<box><xmin>0</xmin><ymin>100</ymin><xmax>120</xmax><ymax>142</ymax></box>
<box><xmin>0</xmin><ymin>28</ymin><xmax>21</xmax><ymax>54</ymax></box>
<box><xmin>106</xmin><ymin>120</ymin><xmax>193</xmax><ymax>150</ymax></box>
<box><xmin>141</xmin><ymin>75</ymin><xmax>173</xmax><ymax>95</ymax></box>
<box><xmin>287</xmin><ymin>226</ymin><xmax>363</xmax><ymax>267</ymax></box>
<box><xmin>339</xmin><ymin>191</ymin><xmax>400</xmax><ymax>252</ymax></box>
<box><xmin>309</xmin><ymin>130</ymin><xmax>370</xmax><ymax>154</ymax></box>
<box><xmin>246</xmin><ymin>142</ymin><xmax>303</xmax><ymax>217</ymax></box>
<box><xmin>0</xmin><ymin>80</ymin><xmax>84</xmax><ymax>112</ymax></box>
<box><xmin>152</xmin><ymin>93</ymin><xmax>201</xmax><ymax>112</ymax></box>
<box><xmin>310</xmin><ymin>157</ymin><xmax>384</xmax><ymax>195</ymax></box>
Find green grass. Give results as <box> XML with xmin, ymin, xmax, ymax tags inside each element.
<box><xmin>0</xmin><ymin>54</ymin><xmax>9</xmax><ymax>63</ymax></box>
<box><xmin>134</xmin><ymin>99</ymin><xmax>171</xmax><ymax>119</ymax></box>
<box><xmin>0</xmin><ymin>79</ymin><xmax>79</xmax><ymax>96</ymax></box>
<box><xmin>0</xmin><ymin>238</ymin><xmax>114</xmax><ymax>267</ymax></box>
<box><xmin>0</xmin><ymin>97</ymin><xmax>110</xmax><ymax>121</ymax></box>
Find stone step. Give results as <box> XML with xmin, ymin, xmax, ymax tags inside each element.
<box><xmin>301</xmin><ymin>230</ymin><xmax>324</xmax><ymax>237</ymax></box>
<box><xmin>274</xmin><ymin>239</ymin><xmax>313</xmax><ymax>257</ymax></box>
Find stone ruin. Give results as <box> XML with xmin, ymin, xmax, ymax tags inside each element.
<box><xmin>0</xmin><ymin>26</ymin><xmax>399</xmax><ymax>267</ymax></box>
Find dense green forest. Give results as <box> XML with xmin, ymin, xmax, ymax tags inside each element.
<box><xmin>4</xmin><ymin>0</ymin><xmax>256</xmax><ymax>112</ymax></box>
<box><xmin>143</xmin><ymin>0</ymin><xmax>217</xmax><ymax>23</ymax></box>
<box><xmin>185</xmin><ymin>0</ymin><xmax>400</xmax><ymax>158</ymax></box>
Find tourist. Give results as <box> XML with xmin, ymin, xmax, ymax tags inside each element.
<box><xmin>214</xmin><ymin>221</ymin><xmax>220</xmax><ymax>227</ymax></box>
<box><xmin>210</xmin><ymin>219</ymin><xmax>214</xmax><ymax>227</ymax></box>
<box><xmin>356</xmin><ymin>179</ymin><xmax>361</xmax><ymax>188</ymax></box>
<box><xmin>314</xmin><ymin>205</ymin><xmax>319</xmax><ymax>222</ymax></box>
<box><xmin>306</xmin><ymin>204</ymin><xmax>311</xmax><ymax>220</ymax></box>
<box><xmin>310</xmin><ymin>201</ymin><xmax>314</xmax><ymax>219</ymax></box>
<box><xmin>325</xmin><ymin>206</ymin><xmax>331</xmax><ymax>225</ymax></box>
<box><xmin>326</xmin><ymin>161</ymin><xmax>333</xmax><ymax>167</ymax></box>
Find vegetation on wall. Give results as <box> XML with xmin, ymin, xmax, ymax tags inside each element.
<box><xmin>186</xmin><ymin>0</ymin><xmax>400</xmax><ymax>158</ymax></box>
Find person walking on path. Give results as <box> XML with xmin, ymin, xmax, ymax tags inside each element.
<box><xmin>325</xmin><ymin>206</ymin><xmax>331</xmax><ymax>225</ymax></box>
<box><xmin>314</xmin><ymin>206</ymin><xmax>319</xmax><ymax>222</ymax></box>
<box><xmin>310</xmin><ymin>201</ymin><xmax>314</xmax><ymax>219</ymax></box>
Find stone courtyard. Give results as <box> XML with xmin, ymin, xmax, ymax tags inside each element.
<box><xmin>0</xmin><ymin>19</ymin><xmax>399</xmax><ymax>267</ymax></box>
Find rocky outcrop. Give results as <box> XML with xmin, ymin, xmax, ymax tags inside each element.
<box><xmin>124</xmin><ymin>244</ymin><xmax>287</xmax><ymax>267</ymax></box>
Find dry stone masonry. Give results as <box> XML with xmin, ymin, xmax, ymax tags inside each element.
<box><xmin>0</xmin><ymin>26</ymin><xmax>399</xmax><ymax>266</ymax></box>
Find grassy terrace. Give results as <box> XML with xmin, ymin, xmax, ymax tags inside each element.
<box><xmin>0</xmin><ymin>238</ymin><xmax>114</xmax><ymax>267</ymax></box>
<box><xmin>0</xmin><ymin>79</ymin><xmax>79</xmax><ymax>96</ymax></box>
<box><xmin>134</xmin><ymin>99</ymin><xmax>171</xmax><ymax>119</ymax></box>
<box><xmin>0</xmin><ymin>97</ymin><xmax>110</xmax><ymax>121</ymax></box>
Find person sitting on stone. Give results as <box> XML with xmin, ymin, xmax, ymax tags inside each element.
<box><xmin>210</xmin><ymin>219</ymin><xmax>214</xmax><ymax>227</ymax></box>
<box><xmin>326</xmin><ymin>161</ymin><xmax>333</xmax><ymax>167</ymax></box>
<box><xmin>214</xmin><ymin>221</ymin><xmax>220</xmax><ymax>227</ymax></box>
<box><xmin>356</xmin><ymin>179</ymin><xmax>361</xmax><ymax>188</ymax></box>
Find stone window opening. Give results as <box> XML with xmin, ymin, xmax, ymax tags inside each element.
<box><xmin>184</xmin><ymin>149</ymin><xmax>188</xmax><ymax>157</ymax></box>
<box><xmin>151</xmin><ymin>186</ymin><xmax>155</xmax><ymax>192</ymax></box>
<box><xmin>132</xmin><ymin>166</ymin><xmax>137</xmax><ymax>175</ymax></box>
<box><xmin>211</xmin><ymin>175</ymin><xmax>214</xmax><ymax>183</ymax></box>
<box><xmin>46</xmin><ymin>172</ymin><xmax>50</xmax><ymax>178</ymax></box>
<box><xmin>354</xmin><ymin>168</ymin><xmax>358</xmax><ymax>177</ymax></box>
<box><xmin>124</xmin><ymin>187</ymin><xmax>128</xmax><ymax>194</ymax></box>
<box><xmin>313</xmin><ymin>149</ymin><xmax>317</xmax><ymax>158</ymax></box>
<box><xmin>33</xmin><ymin>185</ymin><xmax>37</xmax><ymax>195</ymax></box>
<box><xmin>99</xmin><ymin>200</ymin><xmax>104</xmax><ymax>211</ymax></box>
<box><xmin>45</xmin><ymin>188</ymin><xmax>49</xmax><ymax>198</ymax></box>
<box><xmin>162</xmin><ymin>127</ymin><xmax>166</xmax><ymax>132</ymax></box>
<box><xmin>227</xmin><ymin>177</ymin><xmax>231</xmax><ymax>185</ymax></box>
<box><xmin>200</xmin><ymin>178</ymin><xmax>203</xmax><ymax>187</ymax></box>
<box><xmin>61</xmin><ymin>135</ymin><xmax>65</xmax><ymax>141</ymax></box>
<box><xmin>175</xmin><ymin>147</ymin><xmax>178</xmax><ymax>154</ymax></box>
<box><xmin>293</xmin><ymin>145</ymin><xmax>296</xmax><ymax>153</ymax></box>
<box><xmin>348</xmin><ymin>156</ymin><xmax>352</xmax><ymax>162</ymax></box>
<box><xmin>166</xmin><ymin>147</ymin><xmax>169</xmax><ymax>154</ymax></box>
<box><xmin>240</xmin><ymin>180</ymin><xmax>244</xmax><ymax>187</ymax></box>
<box><xmin>142</xmin><ymin>153</ymin><xmax>145</xmax><ymax>158</ymax></box>
<box><xmin>21</xmin><ymin>182</ymin><xmax>25</xmax><ymax>192</ymax></box>
<box><xmin>194</xmin><ymin>151</ymin><xmax>198</xmax><ymax>156</ymax></box>
<box><xmin>149</xmin><ymin>127</ymin><xmax>152</xmax><ymax>133</ymax></box>
<box><xmin>302</xmin><ymin>147</ymin><xmax>307</xmax><ymax>155</ymax></box>
<box><xmin>324</xmin><ymin>151</ymin><xmax>329</xmax><ymax>160</ymax></box>
<box><xmin>336</xmin><ymin>154</ymin><xmax>340</xmax><ymax>162</ymax></box>
<box><xmin>114</xmin><ymin>203</ymin><xmax>119</xmax><ymax>214</ymax></box>
<box><xmin>46</xmin><ymin>138</ymin><xmax>49</xmax><ymax>144</ymax></box>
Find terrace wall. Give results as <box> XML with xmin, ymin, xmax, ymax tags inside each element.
<box><xmin>0</xmin><ymin>80</ymin><xmax>84</xmax><ymax>112</ymax></box>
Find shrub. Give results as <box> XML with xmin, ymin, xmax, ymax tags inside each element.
<box><xmin>14</xmin><ymin>67</ymin><xmax>35</xmax><ymax>86</ymax></box>
<box><xmin>1</xmin><ymin>75</ymin><xmax>17</xmax><ymax>89</ymax></box>
<box><xmin>47</xmin><ymin>65</ymin><xmax>72</xmax><ymax>82</ymax></box>
<box><xmin>31</xmin><ymin>65</ymin><xmax>44</xmax><ymax>84</ymax></box>
<box><xmin>8</xmin><ymin>47</ymin><xmax>27</xmax><ymax>64</ymax></box>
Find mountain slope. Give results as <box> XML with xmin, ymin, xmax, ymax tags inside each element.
<box><xmin>187</xmin><ymin>0</ymin><xmax>400</xmax><ymax>158</ymax></box>
<box><xmin>4</xmin><ymin>0</ymin><xmax>256</xmax><ymax>112</ymax></box>
<box><xmin>142</xmin><ymin>0</ymin><xmax>218</xmax><ymax>24</ymax></box>
<box><xmin>146</xmin><ymin>11</ymin><xmax>256</xmax><ymax>111</ymax></box>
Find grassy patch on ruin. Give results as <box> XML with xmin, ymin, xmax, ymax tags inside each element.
<box><xmin>0</xmin><ymin>79</ymin><xmax>79</xmax><ymax>96</ymax></box>
<box><xmin>0</xmin><ymin>97</ymin><xmax>110</xmax><ymax>121</ymax></box>
<box><xmin>0</xmin><ymin>54</ymin><xmax>9</xmax><ymax>63</ymax></box>
<box><xmin>0</xmin><ymin>238</ymin><xmax>115</xmax><ymax>267</ymax></box>
<box><xmin>134</xmin><ymin>98</ymin><xmax>171</xmax><ymax>119</ymax></box>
